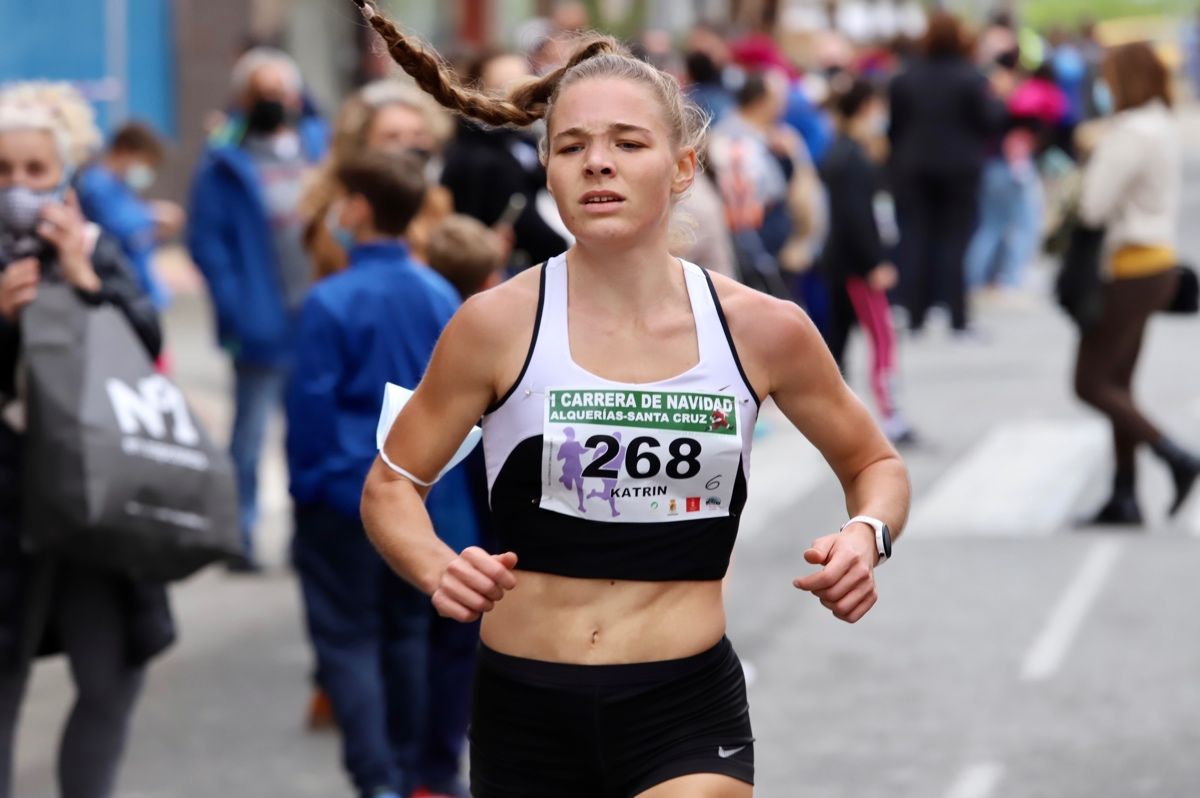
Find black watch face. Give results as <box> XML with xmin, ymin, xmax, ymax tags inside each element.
<box><xmin>881</xmin><ymin>524</ymin><xmax>892</xmax><ymax>558</ymax></box>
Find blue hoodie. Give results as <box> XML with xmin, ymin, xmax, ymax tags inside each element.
<box><xmin>285</xmin><ymin>240</ymin><xmax>479</xmax><ymax>552</ymax></box>
<box><xmin>76</xmin><ymin>164</ymin><xmax>168</xmax><ymax>309</ymax></box>
<box><xmin>186</xmin><ymin>117</ymin><xmax>327</xmax><ymax>365</ymax></box>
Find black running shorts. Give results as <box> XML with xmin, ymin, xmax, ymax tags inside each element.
<box><xmin>469</xmin><ymin>636</ymin><xmax>755</xmax><ymax>798</ymax></box>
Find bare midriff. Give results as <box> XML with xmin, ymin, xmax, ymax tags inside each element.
<box><xmin>480</xmin><ymin>571</ymin><xmax>727</xmax><ymax>664</ymax></box>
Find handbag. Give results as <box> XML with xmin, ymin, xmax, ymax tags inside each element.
<box><xmin>20</xmin><ymin>284</ymin><xmax>240</xmax><ymax>582</ymax></box>
<box><xmin>1054</xmin><ymin>221</ymin><xmax>1106</xmax><ymax>330</ymax></box>
<box><xmin>1165</xmin><ymin>264</ymin><xmax>1199</xmax><ymax>315</ymax></box>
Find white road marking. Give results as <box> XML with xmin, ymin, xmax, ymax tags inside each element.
<box><xmin>907</xmin><ymin>419</ymin><xmax>1109</xmax><ymax>537</ymax></box>
<box><xmin>1185</xmin><ymin>496</ymin><xmax>1200</xmax><ymax>538</ymax></box>
<box><xmin>1020</xmin><ymin>539</ymin><xmax>1123</xmax><ymax>682</ymax></box>
<box><xmin>944</xmin><ymin>762</ymin><xmax>1004</xmax><ymax>798</ymax></box>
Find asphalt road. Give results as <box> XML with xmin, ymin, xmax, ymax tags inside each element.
<box><xmin>12</xmin><ymin>112</ymin><xmax>1200</xmax><ymax>798</ymax></box>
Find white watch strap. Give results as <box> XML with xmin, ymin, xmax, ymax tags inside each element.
<box><xmin>841</xmin><ymin>515</ymin><xmax>888</xmax><ymax>563</ymax></box>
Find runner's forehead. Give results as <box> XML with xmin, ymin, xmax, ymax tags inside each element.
<box><xmin>550</xmin><ymin>78</ymin><xmax>669</xmax><ymax>139</ymax></box>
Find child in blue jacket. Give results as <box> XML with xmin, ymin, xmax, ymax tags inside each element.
<box><xmin>285</xmin><ymin>150</ymin><xmax>477</xmax><ymax>798</ymax></box>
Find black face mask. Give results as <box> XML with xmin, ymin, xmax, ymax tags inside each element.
<box><xmin>405</xmin><ymin>147</ymin><xmax>434</xmax><ymax>167</ymax></box>
<box><xmin>246</xmin><ymin>99</ymin><xmax>288</xmax><ymax>135</ymax></box>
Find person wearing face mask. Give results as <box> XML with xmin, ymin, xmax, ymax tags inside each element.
<box><xmin>294</xmin><ymin>82</ymin><xmax>475</xmax><ymax>743</ymax></box>
<box><xmin>0</xmin><ymin>96</ymin><xmax>172</xmax><ymax>798</ymax></box>
<box><xmin>819</xmin><ymin>78</ymin><xmax>916</xmax><ymax>447</ymax></box>
<box><xmin>287</xmin><ymin>151</ymin><xmax>474</xmax><ymax>798</ymax></box>
<box><xmin>75</xmin><ymin>122</ymin><xmax>183</xmax><ymax>311</ymax></box>
<box><xmin>299</xmin><ymin>80</ymin><xmax>456</xmax><ymax>281</ymax></box>
<box><xmin>187</xmin><ymin>47</ymin><xmax>328</xmax><ymax>572</ymax></box>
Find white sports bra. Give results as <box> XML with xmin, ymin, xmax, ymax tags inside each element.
<box><xmin>481</xmin><ymin>254</ymin><xmax>761</xmax><ymax>581</ymax></box>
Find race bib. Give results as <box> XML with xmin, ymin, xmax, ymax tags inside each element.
<box><xmin>540</xmin><ymin>388</ymin><xmax>742</xmax><ymax>523</ymax></box>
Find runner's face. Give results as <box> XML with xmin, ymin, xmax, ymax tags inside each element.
<box><xmin>546</xmin><ymin>77</ymin><xmax>695</xmax><ymax>246</ymax></box>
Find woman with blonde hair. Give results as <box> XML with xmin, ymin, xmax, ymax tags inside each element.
<box><xmin>1074</xmin><ymin>42</ymin><xmax>1197</xmax><ymax>525</ymax></box>
<box><xmin>351</xmin><ymin>1</ymin><xmax>910</xmax><ymax>795</ymax></box>
<box><xmin>0</xmin><ymin>86</ymin><xmax>171</xmax><ymax>798</ymax></box>
<box><xmin>300</xmin><ymin>79</ymin><xmax>454</xmax><ymax>278</ymax></box>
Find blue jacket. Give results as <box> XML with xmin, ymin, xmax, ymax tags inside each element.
<box><xmin>186</xmin><ymin>117</ymin><xmax>328</xmax><ymax>365</ymax></box>
<box><xmin>285</xmin><ymin>241</ymin><xmax>480</xmax><ymax>552</ymax></box>
<box><xmin>76</xmin><ymin>164</ymin><xmax>168</xmax><ymax>309</ymax></box>
<box><xmin>784</xmin><ymin>86</ymin><xmax>834</xmax><ymax>165</ymax></box>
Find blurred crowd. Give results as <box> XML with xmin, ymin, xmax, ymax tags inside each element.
<box><xmin>0</xmin><ymin>3</ymin><xmax>1195</xmax><ymax>798</ymax></box>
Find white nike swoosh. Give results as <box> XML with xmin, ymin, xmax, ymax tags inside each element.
<box><xmin>718</xmin><ymin>745</ymin><xmax>746</xmax><ymax>758</ymax></box>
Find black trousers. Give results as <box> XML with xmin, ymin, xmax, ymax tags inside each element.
<box><xmin>1074</xmin><ymin>270</ymin><xmax>1179</xmax><ymax>481</ymax></box>
<box><xmin>895</xmin><ymin>171</ymin><xmax>981</xmax><ymax>331</ymax></box>
<box><xmin>0</xmin><ymin>564</ymin><xmax>146</xmax><ymax>798</ymax></box>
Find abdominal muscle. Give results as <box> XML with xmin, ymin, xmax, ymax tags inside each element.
<box><xmin>480</xmin><ymin>571</ymin><xmax>727</xmax><ymax>664</ymax></box>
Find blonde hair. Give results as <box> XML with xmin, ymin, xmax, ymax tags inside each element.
<box><xmin>350</xmin><ymin>0</ymin><xmax>709</xmax><ymax>162</ymax></box>
<box><xmin>0</xmin><ymin>81</ymin><xmax>102</xmax><ymax>169</ymax></box>
<box><xmin>330</xmin><ymin>79</ymin><xmax>453</xmax><ymax>166</ymax></box>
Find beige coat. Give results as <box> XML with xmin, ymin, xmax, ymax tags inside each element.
<box><xmin>1080</xmin><ymin>100</ymin><xmax>1181</xmax><ymax>252</ymax></box>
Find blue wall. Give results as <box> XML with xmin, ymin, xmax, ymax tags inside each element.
<box><xmin>0</xmin><ymin>0</ymin><xmax>176</xmax><ymax>138</ymax></box>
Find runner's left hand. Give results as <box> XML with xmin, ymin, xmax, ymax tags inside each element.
<box><xmin>793</xmin><ymin>525</ymin><xmax>878</xmax><ymax>623</ymax></box>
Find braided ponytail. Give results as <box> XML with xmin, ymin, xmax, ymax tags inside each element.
<box><xmin>351</xmin><ymin>0</ymin><xmax>615</xmax><ymax>128</ymax></box>
<box><xmin>348</xmin><ymin>0</ymin><xmax>708</xmax><ymax>163</ymax></box>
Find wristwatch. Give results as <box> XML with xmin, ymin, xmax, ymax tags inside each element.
<box><xmin>840</xmin><ymin>515</ymin><xmax>892</xmax><ymax>565</ymax></box>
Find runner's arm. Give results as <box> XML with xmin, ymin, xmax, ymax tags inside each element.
<box><xmin>360</xmin><ymin>288</ymin><xmax>520</xmax><ymax>597</ymax></box>
<box><xmin>762</xmin><ymin>298</ymin><xmax>910</xmax><ymax>541</ymax></box>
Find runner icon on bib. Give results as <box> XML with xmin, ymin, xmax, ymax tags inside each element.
<box><xmin>542</xmin><ymin>388</ymin><xmax>742</xmax><ymax>523</ymax></box>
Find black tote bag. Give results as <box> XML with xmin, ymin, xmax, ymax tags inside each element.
<box><xmin>20</xmin><ymin>284</ymin><xmax>240</xmax><ymax>581</ymax></box>
<box><xmin>1054</xmin><ymin>222</ymin><xmax>1106</xmax><ymax>330</ymax></box>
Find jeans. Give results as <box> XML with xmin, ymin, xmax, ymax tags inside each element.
<box><xmin>966</xmin><ymin>158</ymin><xmax>1044</xmax><ymax>290</ymax></box>
<box><xmin>229</xmin><ymin>362</ymin><xmax>288</xmax><ymax>560</ymax></box>
<box><xmin>292</xmin><ymin>504</ymin><xmax>477</xmax><ymax>797</ymax></box>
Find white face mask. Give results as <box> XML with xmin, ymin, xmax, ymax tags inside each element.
<box><xmin>124</xmin><ymin>162</ymin><xmax>157</xmax><ymax>193</ymax></box>
<box><xmin>868</xmin><ymin>113</ymin><xmax>890</xmax><ymax>137</ymax></box>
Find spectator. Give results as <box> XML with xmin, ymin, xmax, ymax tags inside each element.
<box><xmin>709</xmin><ymin>70</ymin><xmax>815</xmax><ymax>300</ymax></box>
<box><xmin>76</xmin><ymin>122</ymin><xmax>183</xmax><ymax>311</ymax></box>
<box><xmin>300</xmin><ymin>80</ymin><xmax>455</xmax><ymax>279</ymax></box>
<box><xmin>820</xmin><ymin>78</ymin><xmax>915</xmax><ymax>445</ymax></box>
<box><xmin>966</xmin><ymin>60</ymin><xmax>1066</xmax><ymax>294</ymax></box>
<box><xmin>672</xmin><ymin>153</ymin><xmax>739</xmax><ymax>281</ymax></box>
<box><xmin>1074</xmin><ymin>43</ymin><xmax>1197</xmax><ymax>525</ymax></box>
<box><xmin>186</xmin><ymin>47</ymin><xmax>328</xmax><ymax>571</ymax></box>
<box><xmin>441</xmin><ymin>50</ymin><xmax>569</xmax><ymax>271</ymax></box>
<box><xmin>0</xmin><ymin>88</ymin><xmax>173</xmax><ymax>798</ymax></box>
<box><xmin>685</xmin><ymin>49</ymin><xmax>735</xmax><ymax>124</ymax></box>
<box><xmin>286</xmin><ymin>150</ymin><xmax>475</xmax><ymax>798</ymax></box>
<box><xmin>889</xmin><ymin>11</ymin><xmax>1004</xmax><ymax>335</ymax></box>
<box><xmin>426</xmin><ymin>214</ymin><xmax>506</xmax><ymax>299</ymax></box>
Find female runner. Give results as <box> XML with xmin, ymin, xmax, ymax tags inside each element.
<box><xmin>353</xmin><ymin>2</ymin><xmax>911</xmax><ymax>795</ymax></box>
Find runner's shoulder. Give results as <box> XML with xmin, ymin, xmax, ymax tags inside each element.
<box><xmin>445</xmin><ymin>265</ymin><xmax>543</xmax><ymax>360</ymax></box>
<box><xmin>707</xmin><ymin>271</ymin><xmax>822</xmax><ymax>366</ymax></box>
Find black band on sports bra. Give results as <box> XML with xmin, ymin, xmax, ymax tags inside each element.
<box><xmin>485</xmin><ymin>263</ymin><xmax>547</xmax><ymax>415</ymax></box>
<box><xmin>701</xmin><ymin>269</ymin><xmax>763</xmax><ymax>408</ymax></box>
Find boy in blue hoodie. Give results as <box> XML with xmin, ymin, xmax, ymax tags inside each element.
<box><xmin>286</xmin><ymin>150</ymin><xmax>476</xmax><ymax>798</ymax></box>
